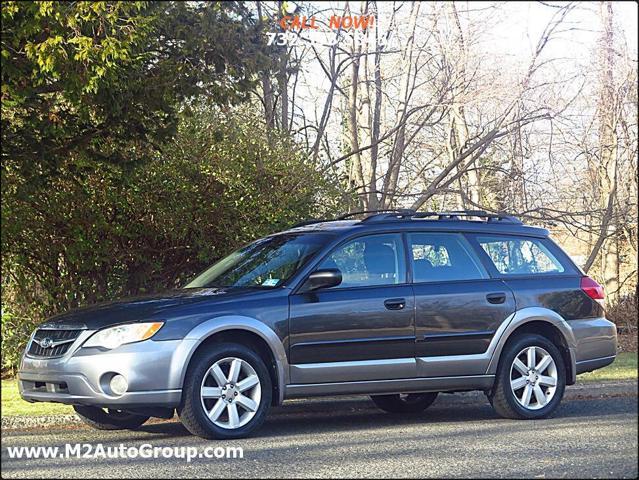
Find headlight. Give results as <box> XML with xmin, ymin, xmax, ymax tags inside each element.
<box><xmin>83</xmin><ymin>322</ymin><xmax>164</xmax><ymax>350</ymax></box>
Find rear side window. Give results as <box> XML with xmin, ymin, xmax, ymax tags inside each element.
<box><xmin>409</xmin><ymin>233</ymin><xmax>487</xmax><ymax>282</ymax></box>
<box><xmin>477</xmin><ymin>236</ymin><xmax>565</xmax><ymax>275</ymax></box>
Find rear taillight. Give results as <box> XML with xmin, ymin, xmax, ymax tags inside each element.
<box><xmin>581</xmin><ymin>276</ymin><xmax>605</xmax><ymax>301</ymax></box>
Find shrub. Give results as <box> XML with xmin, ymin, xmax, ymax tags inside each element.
<box><xmin>1</xmin><ymin>107</ymin><xmax>341</xmax><ymax>373</ymax></box>
<box><xmin>1</xmin><ymin>310</ymin><xmax>38</xmax><ymax>377</ymax></box>
<box><xmin>607</xmin><ymin>292</ymin><xmax>638</xmax><ymax>334</ymax></box>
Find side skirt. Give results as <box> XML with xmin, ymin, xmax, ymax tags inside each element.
<box><xmin>284</xmin><ymin>375</ymin><xmax>495</xmax><ymax>398</ymax></box>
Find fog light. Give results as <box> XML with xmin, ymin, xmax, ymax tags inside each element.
<box><xmin>110</xmin><ymin>374</ymin><xmax>128</xmax><ymax>396</ymax></box>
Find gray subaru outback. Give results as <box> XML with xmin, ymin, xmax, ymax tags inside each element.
<box><xmin>19</xmin><ymin>210</ymin><xmax>617</xmax><ymax>439</ymax></box>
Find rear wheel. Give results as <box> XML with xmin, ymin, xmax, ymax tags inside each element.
<box><xmin>490</xmin><ymin>334</ymin><xmax>566</xmax><ymax>419</ymax></box>
<box><xmin>73</xmin><ymin>406</ymin><xmax>149</xmax><ymax>430</ymax></box>
<box><xmin>371</xmin><ymin>392</ymin><xmax>438</xmax><ymax>414</ymax></box>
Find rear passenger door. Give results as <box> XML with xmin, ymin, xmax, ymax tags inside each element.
<box><xmin>409</xmin><ymin>232</ymin><xmax>516</xmax><ymax>376</ymax></box>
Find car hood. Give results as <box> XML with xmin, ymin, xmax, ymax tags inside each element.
<box><xmin>39</xmin><ymin>288</ymin><xmax>272</xmax><ymax>330</ymax></box>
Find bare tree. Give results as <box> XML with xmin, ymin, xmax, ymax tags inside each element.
<box><xmin>250</xmin><ymin>1</ymin><xmax>637</xmax><ymax>300</ymax></box>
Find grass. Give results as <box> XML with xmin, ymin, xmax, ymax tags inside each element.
<box><xmin>1</xmin><ymin>380</ymin><xmax>72</xmax><ymax>417</ymax></box>
<box><xmin>577</xmin><ymin>351</ymin><xmax>638</xmax><ymax>383</ymax></box>
<box><xmin>1</xmin><ymin>352</ymin><xmax>636</xmax><ymax>417</ymax></box>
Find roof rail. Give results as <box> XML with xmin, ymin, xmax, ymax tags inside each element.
<box><xmin>434</xmin><ymin>210</ymin><xmax>522</xmax><ymax>224</ymax></box>
<box><xmin>364</xmin><ymin>209</ymin><xmax>523</xmax><ymax>224</ymax></box>
<box><xmin>290</xmin><ymin>218</ymin><xmax>330</xmax><ymax>228</ymax></box>
<box><xmin>290</xmin><ymin>209</ymin><xmax>414</xmax><ymax>228</ymax></box>
<box><xmin>337</xmin><ymin>209</ymin><xmax>416</xmax><ymax>220</ymax></box>
<box><xmin>290</xmin><ymin>209</ymin><xmax>522</xmax><ymax>229</ymax></box>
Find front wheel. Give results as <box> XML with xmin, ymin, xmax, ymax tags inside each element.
<box><xmin>73</xmin><ymin>406</ymin><xmax>149</xmax><ymax>430</ymax></box>
<box><xmin>490</xmin><ymin>334</ymin><xmax>566</xmax><ymax>419</ymax></box>
<box><xmin>371</xmin><ymin>392</ymin><xmax>438</xmax><ymax>414</ymax></box>
<box><xmin>178</xmin><ymin>343</ymin><xmax>272</xmax><ymax>439</ymax></box>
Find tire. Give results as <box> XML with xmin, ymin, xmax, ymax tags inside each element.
<box><xmin>371</xmin><ymin>392</ymin><xmax>438</xmax><ymax>414</ymax></box>
<box><xmin>490</xmin><ymin>334</ymin><xmax>566</xmax><ymax>420</ymax></box>
<box><xmin>73</xmin><ymin>406</ymin><xmax>149</xmax><ymax>430</ymax></box>
<box><xmin>178</xmin><ymin>342</ymin><xmax>272</xmax><ymax>439</ymax></box>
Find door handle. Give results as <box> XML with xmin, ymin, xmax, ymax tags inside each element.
<box><xmin>384</xmin><ymin>298</ymin><xmax>406</xmax><ymax>310</ymax></box>
<box><xmin>486</xmin><ymin>292</ymin><xmax>507</xmax><ymax>304</ymax></box>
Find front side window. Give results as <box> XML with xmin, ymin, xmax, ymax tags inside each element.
<box><xmin>185</xmin><ymin>233</ymin><xmax>332</xmax><ymax>289</ymax></box>
<box><xmin>317</xmin><ymin>234</ymin><xmax>406</xmax><ymax>288</ymax></box>
<box><xmin>477</xmin><ymin>236</ymin><xmax>565</xmax><ymax>275</ymax></box>
<box><xmin>409</xmin><ymin>233</ymin><xmax>487</xmax><ymax>282</ymax></box>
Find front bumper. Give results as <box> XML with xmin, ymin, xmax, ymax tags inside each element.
<box><xmin>18</xmin><ymin>334</ymin><xmax>196</xmax><ymax>409</ymax></box>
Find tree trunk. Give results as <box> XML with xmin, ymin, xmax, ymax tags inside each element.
<box><xmin>257</xmin><ymin>1</ymin><xmax>275</xmax><ymax>132</ymax></box>
<box><xmin>367</xmin><ymin>0</ymin><xmax>382</xmax><ymax>210</ymax></box>
<box><xmin>277</xmin><ymin>1</ymin><xmax>289</xmax><ymax>131</ymax></box>
<box><xmin>380</xmin><ymin>1</ymin><xmax>420</xmax><ymax>208</ymax></box>
<box><xmin>346</xmin><ymin>4</ymin><xmax>367</xmax><ymax>208</ymax></box>
<box><xmin>447</xmin><ymin>3</ymin><xmax>479</xmax><ymax>208</ymax></box>
<box><xmin>598</xmin><ymin>1</ymin><xmax>619</xmax><ymax>303</ymax></box>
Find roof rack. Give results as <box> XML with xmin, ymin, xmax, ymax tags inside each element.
<box><xmin>290</xmin><ymin>209</ymin><xmax>416</xmax><ymax>229</ymax></box>
<box><xmin>289</xmin><ymin>218</ymin><xmax>331</xmax><ymax>228</ymax></box>
<box><xmin>337</xmin><ymin>209</ymin><xmax>416</xmax><ymax>220</ymax></box>
<box><xmin>290</xmin><ymin>209</ymin><xmax>522</xmax><ymax>229</ymax></box>
<box><xmin>362</xmin><ymin>209</ymin><xmax>522</xmax><ymax>224</ymax></box>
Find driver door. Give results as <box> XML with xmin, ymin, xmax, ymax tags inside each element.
<box><xmin>288</xmin><ymin>233</ymin><xmax>416</xmax><ymax>384</ymax></box>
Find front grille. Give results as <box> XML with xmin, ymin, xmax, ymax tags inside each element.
<box><xmin>27</xmin><ymin>329</ymin><xmax>82</xmax><ymax>358</ymax></box>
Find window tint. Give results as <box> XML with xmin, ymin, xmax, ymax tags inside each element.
<box><xmin>317</xmin><ymin>234</ymin><xmax>406</xmax><ymax>288</ymax></box>
<box><xmin>477</xmin><ymin>236</ymin><xmax>565</xmax><ymax>275</ymax></box>
<box><xmin>185</xmin><ymin>233</ymin><xmax>330</xmax><ymax>289</ymax></box>
<box><xmin>409</xmin><ymin>233</ymin><xmax>487</xmax><ymax>282</ymax></box>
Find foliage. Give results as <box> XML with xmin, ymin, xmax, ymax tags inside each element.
<box><xmin>1</xmin><ymin>310</ymin><xmax>36</xmax><ymax>377</ymax></box>
<box><xmin>1</xmin><ymin>1</ymin><xmax>270</xmax><ymax>183</ymax></box>
<box><xmin>0</xmin><ymin>1</ymin><xmax>341</xmax><ymax>373</ymax></box>
<box><xmin>1</xmin><ymin>106</ymin><xmax>341</xmax><ymax>372</ymax></box>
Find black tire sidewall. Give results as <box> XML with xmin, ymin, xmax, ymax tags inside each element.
<box><xmin>73</xmin><ymin>405</ymin><xmax>149</xmax><ymax>430</ymax></box>
<box><xmin>498</xmin><ymin>334</ymin><xmax>566</xmax><ymax>419</ymax></box>
<box><xmin>179</xmin><ymin>343</ymin><xmax>272</xmax><ymax>439</ymax></box>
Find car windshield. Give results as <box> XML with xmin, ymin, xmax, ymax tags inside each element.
<box><xmin>185</xmin><ymin>233</ymin><xmax>332</xmax><ymax>289</ymax></box>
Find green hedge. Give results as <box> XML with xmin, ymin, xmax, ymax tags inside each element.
<box><xmin>1</xmin><ymin>107</ymin><xmax>342</xmax><ymax>374</ymax></box>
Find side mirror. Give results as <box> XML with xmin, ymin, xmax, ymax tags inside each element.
<box><xmin>300</xmin><ymin>268</ymin><xmax>342</xmax><ymax>293</ymax></box>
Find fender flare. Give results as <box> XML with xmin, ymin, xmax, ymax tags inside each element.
<box><xmin>172</xmin><ymin>316</ymin><xmax>289</xmax><ymax>405</ymax></box>
<box><xmin>485</xmin><ymin>306</ymin><xmax>577</xmax><ymax>383</ymax></box>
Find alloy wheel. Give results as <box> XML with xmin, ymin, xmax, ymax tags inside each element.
<box><xmin>509</xmin><ymin>345</ymin><xmax>558</xmax><ymax>410</ymax></box>
<box><xmin>200</xmin><ymin>357</ymin><xmax>262</xmax><ymax>429</ymax></box>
